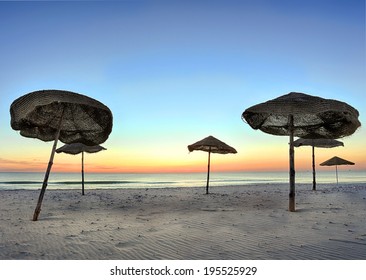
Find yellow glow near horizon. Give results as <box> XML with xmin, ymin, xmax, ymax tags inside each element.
<box><xmin>3</xmin><ymin>145</ymin><xmax>364</xmax><ymax>174</ymax></box>
<box><xmin>1</xmin><ymin>131</ymin><xmax>365</xmax><ymax>173</ymax></box>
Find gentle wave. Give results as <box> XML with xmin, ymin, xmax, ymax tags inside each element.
<box><xmin>0</xmin><ymin>171</ymin><xmax>365</xmax><ymax>190</ymax></box>
<box><xmin>0</xmin><ymin>180</ymin><xmax>177</xmax><ymax>185</ymax></box>
<box><xmin>2</xmin><ymin>181</ymin><xmax>40</xmax><ymax>185</ymax></box>
<box><xmin>51</xmin><ymin>180</ymin><xmax>138</xmax><ymax>185</ymax></box>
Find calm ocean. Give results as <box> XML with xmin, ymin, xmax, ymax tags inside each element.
<box><xmin>0</xmin><ymin>171</ymin><xmax>365</xmax><ymax>190</ymax></box>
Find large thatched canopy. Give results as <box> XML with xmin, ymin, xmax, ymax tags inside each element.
<box><xmin>242</xmin><ymin>92</ymin><xmax>360</xmax><ymax>139</ymax></box>
<box><xmin>10</xmin><ymin>89</ymin><xmax>113</xmax><ymax>146</ymax></box>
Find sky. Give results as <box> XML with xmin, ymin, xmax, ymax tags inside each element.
<box><xmin>0</xmin><ymin>0</ymin><xmax>365</xmax><ymax>173</ymax></box>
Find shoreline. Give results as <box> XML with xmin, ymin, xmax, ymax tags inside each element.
<box><xmin>1</xmin><ymin>184</ymin><xmax>366</xmax><ymax>260</ymax></box>
<box><xmin>1</xmin><ymin>170</ymin><xmax>365</xmax><ymax>191</ymax></box>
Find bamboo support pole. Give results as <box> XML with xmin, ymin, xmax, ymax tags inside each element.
<box><xmin>206</xmin><ymin>147</ymin><xmax>211</xmax><ymax>194</ymax></box>
<box><xmin>81</xmin><ymin>151</ymin><xmax>85</xmax><ymax>195</ymax></box>
<box><xmin>288</xmin><ymin>115</ymin><xmax>296</xmax><ymax>212</ymax></box>
<box><xmin>33</xmin><ymin>109</ymin><xmax>64</xmax><ymax>221</ymax></box>
<box><xmin>312</xmin><ymin>145</ymin><xmax>316</xmax><ymax>191</ymax></box>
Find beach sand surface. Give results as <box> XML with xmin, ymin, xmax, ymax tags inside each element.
<box><xmin>1</xmin><ymin>184</ymin><xmax>366</xmax><ymax>260</ymax></box>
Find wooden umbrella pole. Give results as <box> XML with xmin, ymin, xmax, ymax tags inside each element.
<box><xmin>288</xmin><ymin>115</ymin><xmax>296</xmax><ymax>212</ymax></box>
<box><xmin>312</xmin><ymin>145</ymin><xmax>316</xmax><ymax>191</ymax></box>
<box><xmin>81</xmin><ymin>151</ymin><xmax>85</xmax><ymax>195</ymax></box>
<box><xmin>206</xmin><ymin>147</ymin><xmax>211</xmax><ymax>194</ymax></box>
<box><xmin>336</xmin><ymin>165</ymin><xmax>339</xmax><ymax>185</ymax></box>
<box><xmin>33</xmin><ymin>109</ymin><xmax>64</xmax><ymax>221</ymax></box>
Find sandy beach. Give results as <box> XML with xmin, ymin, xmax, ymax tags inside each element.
<box><xmin>0</xmin><ymin>183</ymin><xmax>365</xmax><ymax>260</ymax></box>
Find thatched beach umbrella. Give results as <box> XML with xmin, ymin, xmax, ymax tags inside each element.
<box><xmin>320</xmin><ymin>156</ymin><xmax>355</xmax><ymax>184</ymax></box>
<box><xmin>10</xmin><ymin>89</ymin><xmax>113</xmax><ymax>220</ymax></box>
<box><xmin>56</xmin><ymin>143</ymin><xmax>106</xmax><ymax>195</ymax></box>
<box><xmin>188</xmin><ymin>136</ymin><xmax>237</xmax><ymax>194</ymax></box>
<box><xmin>293</xmin><ymin>138</ymin><xmax>344</xmax><ymax>190</ymax></box>
<box><xmin>242</xmin><ymin>92</ymin><xmax>360</xmax><ymax>211</ymax></box>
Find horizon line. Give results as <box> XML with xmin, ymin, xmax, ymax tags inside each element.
<box><xmin>0</xmin><ymin>169</ymin><xmax>363</xmax><ymax>174</ymax></box>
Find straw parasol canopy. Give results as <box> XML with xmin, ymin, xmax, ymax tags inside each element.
<box><xmin>242</xmin><ymin>92</ymin><xmax>360</xmax><ymax>139</ymax></box>
<box><xmin>10</xmin><ymin>90</ymin><xmax>112</xmax><ymax>145</ymax></box>
<box><xmin>320</xmin><ymin>156</ymin><xmax>355</xmax><ymax>184</ymax></box>
<box><xmin>188</xmin><ymin>135</ymin><xmax>237</xmax><ymax>194</ymax></box>
<box><xmin>293</xmin><ymin>138</ymin><xmax>344</xmax><ymax>190</ymax></box>
<box><xmin>10</xmin><ymin>89</ymin><xmax>113</xmax><ymax>220</ymax></box>
<box><xmin>56</xmin><ymin>143</ymin><xmax>106</xmax><ymax>195</ymax></box>
<box><xmin>242</xmin><ymin>92</ymin><xmax>360</xmax><ymax>211</ymax></box>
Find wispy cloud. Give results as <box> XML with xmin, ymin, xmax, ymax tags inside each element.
<box><xmin>0</xmin><ymin>157</ymin><xmax>45</xmax><ymax>172</ymax></box>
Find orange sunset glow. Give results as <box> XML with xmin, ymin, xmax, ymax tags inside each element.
<box><xmin>1</xmin><ymin>132</ymin><xmax>364</xmax><ymax>174</ymax></box>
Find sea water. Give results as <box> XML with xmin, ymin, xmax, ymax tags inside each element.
<box><xmin>0</xmin><ymin>171</ymin><xmax>365</xmax><ymax>190</ymax></box>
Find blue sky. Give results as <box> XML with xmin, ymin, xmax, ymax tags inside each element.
<box><xmin>0</xmin><ymin>0</ymin><xmax>365</xmax><ymax>173</ymax></box>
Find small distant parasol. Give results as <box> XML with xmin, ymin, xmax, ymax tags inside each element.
<box><xmin>320</xmin><ymin>156</ymin><xmax>355</xmax><ymax>184</ymax></box>
<box><xmin>293</xmin><ymin>138</ymin><xmax>344</xmax><ymax>190</ymax></box>
<box><xmin>56</xmin><ymin>143</ymin><xmax>106</xmax><ymax>195</ymax></box>
<box><xmin>188</xmin><ymin>136</ymin><xmax>237</xmax><ymax>194</ymax></box>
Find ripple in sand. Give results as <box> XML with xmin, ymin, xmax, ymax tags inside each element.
<box><xmin>114</xmin><ymin>241</ymin><xmax>132</xmax><ymax>249</ymax></box>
